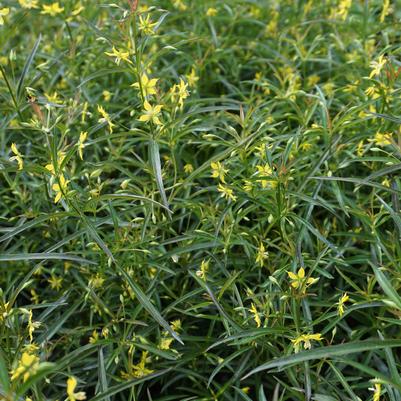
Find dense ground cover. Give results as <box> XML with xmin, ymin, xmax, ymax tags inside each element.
<box><xmin>1</xmin><ymin>0</ymin><xmax>401</xmax><ymax>400</ymax></box>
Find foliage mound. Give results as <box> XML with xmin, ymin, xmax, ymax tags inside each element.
<box><xmin>1</xmin><ymin>1</ymin><xmax>401</xmax><ymax>400</ymax></box>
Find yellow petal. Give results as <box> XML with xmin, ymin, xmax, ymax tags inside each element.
<box><xmin>143</xmin><ymin>100</ymin><xmax>151</xmax><ymax>111</ymax></box>
<box><xmin>139</xmin><ymin>114</ymin><xmax>150</xmax><ymax>122</ymax></box>
<box><xmin>298</xmin><ymin>267</ymin><xmax>305</xmax><ymax>279</ymax></box>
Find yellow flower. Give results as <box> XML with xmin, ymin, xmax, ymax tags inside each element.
<box><xmin>256</xmin><ymin>164</ymin><xmax>273</xmax><ymax>188</ymax></box>
<box><xmin>206</xmin><ymin>7</ymin><xmax>217</xmax><ymax>17</ymax></box>
<box><xmin>102</xmin><ymin>90</ymin><xmax>112</xmax><ymax>101</ymax></box>
<box><xmin>30</xmin><ymin>289</ymin><xmax>39</xmax><ymax>304</ymax></box>
<box><xmin>0</xmin><ymin>8</ymin><xmax>9</xmax><ymax>25</ymax></box>
<box><xmin>45</xmin><ymin>91</ymin><xmax>62</xmax><ymax>104</ymax></box>
<box><xmin>243</xmin><ymin>180</ymin><xmax>253</xmax><ymax>192</ymax></box>
<box><xmin>27</xmin><ymin>310</ymin><xmax>40</xmax><ymax>343</ymax></box>
<box><xmin>138</xmin><ymin>100</ymin><xmax>163</xmax><ymax>125</ymax></box>
<box><xmin>196</xmin><ymin>259</ymin><xmax>209</xmax><ymax>280</ymax></box>
<box><xmin>307</xmin><ymin>74</ymin><xmax>320</xmax><ymax>87</ymax></box>
<box><xmin>98</xmin><ymin>105</ymin><xmax>115</xmax><ymax>133</ymax></box>
<box><xmin>67</xmin><ymin>377</ymin><xmax>86</xmax><ymax>401</ymax></box>
<box><xmin>121</xmin><ymin>351</ymin><xmax>154</xmax><ymax>379</ymax></box>
<box><xmin>89</xmin><ymin>330</ymin><xmax>99</xmax><ymax>344</ymax></box>
<box><xmin>159</xmin><ymin>336</ymin><xmax>174</xmax><ymax>350</ymax></box>
<box><xmin>10</xmin><ymin>143</ymin><xmax>24</xmax><ymax>170</ymax></box>
<box><xmin>369</xmin><ymin>55</ymin><xmax>386</xmax><ymax>79</ymax></box>
<box><xmin>291</xmin><ymin>333</ymin><xmax>323</xmax><ymax>352</ymax></box>
<box><xmin>171</xmin><ymin>319</ymin><xmax>182</xmax><ymax>332</ymax></box>
<box><xmin>104</xmin><ymin>47</ymin><xmax>131</xmax><ymax>65</ymax></box>
<box><xmin>380</xmin><ymin>0</ymin><xmax>391</xmax><ymax>23</ymax></box>
<box><xmin>139</xmin><ymin>14</ymin><xmax>157</xmax><ymax>35</ymax></box>
<box><xmin>217</xmin><ymin>184</ymin><xmax>237</xmax><ymax>202</ymax></box>
<box><xmin>186</xmin><ymin>68</ymin><xmax>199</xmax><ymax>87</ymax></box>
<box><xmin>11</xmin><ymin>352</ymin><xmax>40</xmax><ymax>382</ymax></box>
<box><xmin>18</xmin><ymin>0</ymin><xmax>39</xmax><ymax>9</ymax></box>
<box><xmin>287</xmin><ymin>267</ymin><xmax>318</xmax><ymax>293</ymax></box>
<box><xmin>89</xmin><ymin>274</ymin><xmax>105</xmax><ymax>289</ymax></box>
<box><xmin>77</xmin><ymin>131</ymin><xmax>88</xmax><ymax>160</ymax></box>
<box><xmin>249</xmin><ymin>303</ymin><xmax>261</xmax><ymax>328</ymax></box>
<box><xmin>337</xmin><ymin>292</ymin><xmax>349</xmax><ymax>317</ymax></box>
<box><xmin>41</xmin><ymin>2</ymin><xmax>64</xmax><ymax>16</ymax></box>
<box><xmin>170</xmin><ymin>78</ymin><xmax>189</xmax><ymax>109</ymax></box>
<box><xmin>173</xmin><ymin>0</ymin><xmax>187</xmax><ymax>11</ymax></box>
<box><xmin>373</xmin><ymin>132</ymin><xmax>392</xmax><ymax>147</ymax></box>
<box><xmin>211</xmin><ymin>161</ymin><xmax>228</xmax><ymax>182</ymax></box>
<box><xmin>256</xmin><ymin>242</ymin><xmax>268</xmax><ymax>267</ymax></box>
<box><xmin>184</xmin><ymin>163</ymin><xmax>194</xmax><ymax>174</ymax></box>
<box><xmin>333</xmin><ymin>0</ymin><xmax>351</xmax><ymax>20</ymax></box>
<box><xmin>48</xmin><ymin>275</ymin><xmax>63</xmax><ymax>290</ymax></box>
<box><xmin>45</xmin><ymin>150</ymin><xmax>66</xmax><ymax>175</ymax></box>
<box><xmin>372</xmin><ymin>382</ymin><xmax>381</xmax><ymax>401</ymax></box>
<box><xmin>131</xmin><ymin>74</ymin><xmax>158</xmax><ymax>97</ymax></box>
<box><xmin>52</xmin><ymin>175</ymin><xmax>69</xmax><ymax>203</ymax></box>
<box><xmin>365</xmin><ymin>85</ymin><xmax>380</xmax><ymax>99</ymax></box>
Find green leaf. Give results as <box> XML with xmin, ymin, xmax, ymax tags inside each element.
<box><xmin>242</xmin><ymin>339</ymin><xmax>401</xmax><ymax>379</ymax></box>
<box><xmin>149</xmin><ymin>139</ymin><xmax>172</xmax><ymax>217</ymax></box>
<box><xmin>17</xmin><ymin>34</ymin><xmax>41</xmax><ymax>99</ymax></box>
<box><xmin>370</xmin><ymin>262</ymin><xmax>401</xmax><ymax>311</ymax></box>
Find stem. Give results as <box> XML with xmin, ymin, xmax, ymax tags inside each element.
<box><xmin>0</xmin><ymin>65</ymin><xmax>23</xmax><ymax>121</ymax></box>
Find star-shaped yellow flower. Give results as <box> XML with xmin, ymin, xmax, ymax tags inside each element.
<box><xmin>138</xmin><ymin>100</ymin><xmax>163</xmax><ymax>125</ymax></box>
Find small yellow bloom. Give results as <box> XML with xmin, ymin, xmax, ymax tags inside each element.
<box><xmin>138</xmin><ymin>100</ymin><xmax>163</xmax><ymax>125</ymax></box>
<box><xmin>45</xmin><ymin>91</ymin><xmax>61</xmax><ymax>104</ymax></box>
<box><xmin>89</xmin><ymin>330</ymin><xmax>99</xmax><ymax>344</ymax></box>
<box><xmin>98</xmin><ymin>105</ymin><xmax>115</xmax><ymax>133</ymax></box>
<box><xmin>333</xmin><ymin>0</ymin><xmax>352</xmax><ymax>20</ymax></box>
<box><xmin>45</xmin><ymin>150</ymin><xmax>66</xmax><ymax>175</ymax></box>
<box><xmin>184</xmin><ymin>163</ymin><xmax>194</xmax><ymax>174</ymax></box>
<box><xmin>196</xmin><ymin>259</ymin><xmax>209</xmax><ymax>280</ymax></box>
<box><xmin>217</xmin><ymin>183</ymin><xmax>237</xmax><ymax>202</ymax></box>
<box><xmin>11</xmin><ymin>352</ymin><xmax>40</xmax><ymax>382</ymax></box>
<box><xmin>170</xmin><ymin>78</ymin><xmax>189</xmax><ymax>109</ymax></box>
<box><xmin>380</xmin><ymin>0</ymin><xmax>391</xmax><ymax>23</ymax></box>
<box><xmin>171</xmin><ymin>319</ymin><xmax>182</xmax><ymax>332</ymax></box>
<box><xmin>131</xmin><ymin>74</ymin><xmax>158</xmax><ymax>97</ymax></box>
<box><xmin>52</xmin><ymin>175</ymin><xmax>69</xmax><ymax>203</ymax></box>
<box><xmin>206</xmin><ymin>7</ymin><xmax>217</xmax><ymax>17</ymax></box>
<box><xmin>77</xmin><ymin>131</ymin><xmax>88</xmax><ymax>160</ymax></box>
<box><xmin>104</xmin><ymin>47</ymin><xmax>131</xmax><ymax>65</ymax></box>
<box><xmin>256</xmin><ymin>242</ymin><xmax>268</xmax><ymax>267</ymax></box>
<box><xmin>287</xmin><ymin>267</ymin><xmax>318</xmax><ymax>293</ymax></box>
<box><xmin>89</xmin><ymin>273</ymin><xmax>105</xmax><ymax>289</ymax></box>
<box><xmin>373</xmin><ymin>132</ymin><xmax>392</xmax><ymax>147</ymax></box>
<box><xmin>27</xmin><ymin>310</ymin><xmax>40</xmax><ymax>342</ymax></box>
<box><xmin>10</xmin><ymin>143</ymin><xmax>24</xmax><ymax>170</ymax></box>
<box><xmin>18</xmin><ymin>0</ymin><xmax>39</xmax><ymax>9</ymax></box>
<box><xmin>67</xmin><ymin>377</ymin><xmax>86</xmax><ymax>401</ymax></box>
<box><xmin>249</xmin><ymin>303</ymin><xmax>261</xmax><ymax>328</ymax></box>
<box><xmin>139</xmin><ymin>14</ymin><xmax>157</xmax><ymax>35</ymax></box>
<box><xmin>173</xmin><ymin>0</ymin><xmax>187</xmax><ymax>11</ymax></box>
<box><xmin>291</xmin><ymin>333</ymin><xmax>323</xmax><ymax>352</ymax></box>
<box><xmin>372</xmin><ymin>382</ymin><xmax>381</xmax><ymax>401</ymax></box>
<box><xmin>211</xmin><ymin>161</ymin><xmax>228</xmax><ymax>182</ymax></box>
<box><xmin>256</xmin><ymin>164</ymin><xmax>273</xmax><ymax>188</ymax></box>
<box><xmin>0</xmin><ymin>8</ymin><xmax>9</xmax><ymax>25</ymax></box>
<box><xmin>369</xmin><ymin>55</ymin><xmax>386</xmax><ymax>79</ymax></box>
<box><xmin>186</xmin><ymin>68</ymin><xmax>199</xmax><ymax>87</ymax></box>
<box><xmin>41</xmin><ymin>2</ymin><xmax>64</xmax><ymax>16</ymax></box>
<box><xmin>48</xmin><ymin>275</ymin><xmax>63</xmax><ymax>290</ymax></box>
<box><xmin>121</xmin><ymin>351</ymin><xmax>154</xmax><ymax>379</ymax></box>
<box><xmin>159</xmin><ymin>336</ymin><xmax>174</xmax><ymax>350</ymax></box>
<box><xmin>337</xmin><ymin>292</ymin><xmax>349</xmax><ymax>317</ymax></box>
<box><xmin>102</xmin><ymin>90</ymin><xmax>112</xmax><ymax>101</ymax></box>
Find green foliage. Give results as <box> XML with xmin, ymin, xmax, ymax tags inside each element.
<box><xmin>1</xmin><ymin>0</ymin><xmax>401</xmax><ymax>400</ymax></box>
